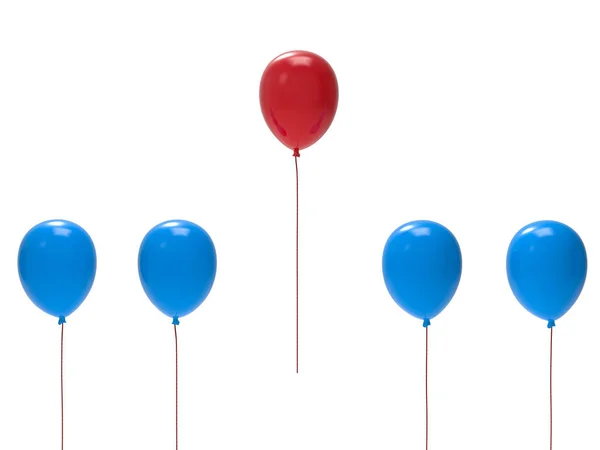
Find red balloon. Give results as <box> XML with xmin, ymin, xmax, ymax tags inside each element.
<box><xmin>259</xmin><ymin>50</ymin><xmax>339</xmax><ymax>154</ymax></box>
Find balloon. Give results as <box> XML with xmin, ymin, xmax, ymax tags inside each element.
<box><xmin>259</xmin><ymin>50</ymin><xmax>339</xmax><ymax>154</ymax></box>
<box><xmin>18</xmin><ymin>220</ymin><xmax>97</xmax><ymax>324</ymax></box>
<box><xmin>506</xmin><ymin>220</ymin><xmax>587</xmax><ymax>327</ymax></box>
<box><xmin>382</xmin><ymin>220</ymin><xmax>462</xmax><ymax>326</ymax></box>
<box><xmin>138</xmin><ymin>220</ymin><xmax>217</xmax><ymax>324</ymax></box>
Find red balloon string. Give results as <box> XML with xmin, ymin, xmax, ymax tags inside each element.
<box><xmin>550</xmin><ymin>327</ymin><xmax>553</xmax><ymax>450</ymax></box>
<box><xmin>425</xmin><ymin>326</ymin><xmax>429</xmax><ymax>450</ymax></box>
<box><xmin>294</xmin><ymin>147</ymin><xmax>299</xmax><ymax>373</ymax></box>
<box><xmin>61</xmin><ymin>323</ymin><xmax>64</xmax><ymax>450</ymax></box>
<box><xmin>174</xmin><ymin>324</ymin><xmax>179</xmax><ymax>450</ymax></box>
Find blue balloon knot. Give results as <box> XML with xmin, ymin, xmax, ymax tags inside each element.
<box><xmin>58</xmin><ymin>316</ymin><xmax>66</xmax><ymax>325</ymax></box>
<box><xmin>547</xmin><ymin>319</ymin><xmax>555</xmax><ymax>328</ymax></box>
<box><xmin>172</xmin><ymin>316</ymin><xmax>180</xmax><ymax>326</ymax></box>
<box><xmin>423</xmin><ymin>318</ymin><xmax>431</xmax><ymax>327</ymax></box>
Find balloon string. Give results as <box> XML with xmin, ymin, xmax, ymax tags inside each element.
<box><xmin>61</xmin><ymin>323</ymin><xmax>64</xmax><ymax>450</ymax></box>
<box><xmin>174</xmin><ymin>324</ymin><xmax>179</xmax><ymax>450</ymax></box>
<box><xmin>294</xmin><ymin>148</ymin><xmax>299</xmax><ymax>374</ymax></box>
<box><xmin>550</xmin><ymin>326</ymin><xmax>553</xmax><ymax>450</ymax></box>
<box><xmin>426</xmin><ymin>325</ymin><xmax>429</xmax><ymax>450</ymax></box>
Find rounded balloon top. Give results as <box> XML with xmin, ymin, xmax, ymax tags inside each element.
<box><xmin>507</xmin><ymin>220</ymin><xmax>587</xmax><ymax>327</ymax></box>
<box><xmin>259</xmin><ymin>50</ymin><xmax>339</xmax><ymax>152</ymax></box>
<box><xmin>138</xmin><ymin>220</ymin><xmax>217</xmax><ymax>323</ymax></box>
<box><xmin>18</xmin><ymin>219</ymin><xmax>97</xmax><ymax>323</ymax></box>
<box><xmin>382</xmin><ymin>220</ymin><xmax>462</xmax><ymax>326</ymax></box>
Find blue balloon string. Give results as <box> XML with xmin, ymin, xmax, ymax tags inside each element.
<box><xmin>550</xmin><ymin>327</ymin><xmax>553</xmax><ymax>450</ymax></box>
<box><xmin>60</xmin><ymin>322</ymin><xmax>64</xmax><ymax>450</ymax></box>
<box><xmin>58</xmin><ymin>316</ymin><xmax>66</xmax><ymax>325</ymax></box>
<box><xmin>172</xmin><ymin>316</ymin><xmax>180</xmax><ymax>326</ymax></box>
<box><xmin>423</xmin><ymin>318</ymin><xmax>431</xmax><ymax>327</ymax></box>
<box><xmin>425</xmin><ymin>326</ymin><xmax>429</xmax><ymax>450</ymax></box>
<box><xmin>174</xmin><ymin>324</ymin><xmax>179</xmax><ymax>450</ymax></box>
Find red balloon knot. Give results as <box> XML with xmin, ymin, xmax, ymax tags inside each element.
<box><xmin>293</xmin><ymin>147</ymin><xmax>300</xmax><ymax>157</ymax></box>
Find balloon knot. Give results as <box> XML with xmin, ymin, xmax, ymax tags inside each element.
<box><xmin>293</xmin><ymin>147</ymin><xmax>300</xmax><ymax>157</ymax></box>
<box><xmin>423</xmin><ymin>318</ymin><xmax>431</xmax><ymax>327</ymax></box>
<box><xmin>58</xmin><ymin>316</ymin><xmax>66</xmax><ymax>325</ymax></box>
<box><xmin>172</xmin><ymin>316</ymin><xmax>180</xmax><ymax>326</ymax></box>
<box><xmin>547</xmin><ymin>319</ymin><xmax>555</xmax><ymax>328</ymax></box>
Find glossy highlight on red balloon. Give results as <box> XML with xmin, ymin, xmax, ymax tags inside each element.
<box><xmin>259</xmin><ymin>50</ymin><xmax>339</xmax><ymax>153</ymax></box>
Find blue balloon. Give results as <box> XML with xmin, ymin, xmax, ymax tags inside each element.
<box><xmin>382</xmin><ymin>220</ymin><xmax>462</xmax><ymax>326</ymax></box>
<box><xmin>18</xmin><ymin>220</ymin><xmax>97</xmax><ymax>324</ymax></box>
<box><xmin>506</xmin><ymin>220</ymin><xmax>587</xmax><ymax>328</ymax></box>
<box><xmin>138</xmin><ymin>220</ymin><xmax>217</xmax><ymax>324</ymax></box>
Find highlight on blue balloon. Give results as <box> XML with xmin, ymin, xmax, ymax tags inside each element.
<box><xmin>506</xmin><ymin>220</ymin><xmax>587</xmax><ymax>328</ymax></box>
<box><xmin>382</xmin><ymin>220</ymin><xmax>462</xmax><ymax>327</ymax></box>
<box><xmin>18</xmin><ymin>219</ymin><xmax>97</xmax><ymax>324</ymax></box>
<box><xmin>138</xmin><ymin>220</ymin><xmax>217</xmax><ymax>325</ymax></box>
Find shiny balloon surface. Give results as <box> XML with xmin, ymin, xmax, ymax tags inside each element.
<box><xmin>260</xmin><ymin>50</ymin><xmax>338</xmax><ymax>152</ymax></box>
<box><xmin>507</xmin><ymin>220</ymin><xmax>587</xmax><ymax>326</ymax></box>
<box><xmin>382</xmin><ymin>220</ymin><xmax>462</xmax><ymax>326</ymax></box>
<box><xmin>138</xmin><ymin>220</ymin><xmax>217</xmax><ymax>323</ymax></box>
<box><xmin>18</xmin><ymin>220</ymin><xmax>97</xmax><ymax>323</ymax></box>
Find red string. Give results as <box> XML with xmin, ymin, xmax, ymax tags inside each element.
<box><xmin>550</xmin><ymin>327</ymin><xmax>553</xmax><ymax>450</ymax></box>
<box><xmin>174</xmin><ymin>324</ymin><xmax>179</xmax><ymax>450</ymax></box>
<box><xmin>61</xmin><ymin>323</ymin><xmax>64</xmax><ymax>450</ymax></box>
<box><xmin>425</xmin><ymin>326</ymin><xmax>429</xmax><ymax>450</ymax></box>
<box><xmin>294</xmin><ymin>148</ymin><xmax>299</xmax><ymax>374</ymax></box>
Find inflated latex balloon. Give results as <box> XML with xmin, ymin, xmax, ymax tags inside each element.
<box><xmin>259</xmin><ymin>50</ymin><xmax>338</xmax><ymax>155</ymax></box>
<box><xmin>138</xmin><ymin>220</ymin><xmax>217</xmax><ymax>324</ymax></box>
<box><xmin>382</xmin><ymin>220</ymin><xmax>462</xmax><ymax>326</ymax></box>
<box><xmin>506</xmin><ymin>220</ymin><xmax>587</xmax><ymax>327</ymax></box>
<box><xmin>18</xmin><ymin>219</ymin><xmax>97</xmax><ymax>324</ymax></box>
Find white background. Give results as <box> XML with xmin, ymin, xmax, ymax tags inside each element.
<box><xmin>1</xmin><ymin>1</ymin><xmax>599</xmax><ymax>449</ymax></box>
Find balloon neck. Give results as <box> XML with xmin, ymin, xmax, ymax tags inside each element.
<box><xmin>58</xmin><ymin>316</ymin><xmax>66</xmax><ymax>325</ymax></box>
<box><xmin>293</xmin><ymin>147</ymin><xmax>300</xmax><ymax>157</ymax></box>
<box><xmin>547</xmin><ymin>319</ymin><xmax>555</xmax><ymax>328</ymax></box>
<box><xmin>423</xmin><ymin>318</ymin><xmax>431</xmax><ymax>328</ymax></box>
<box><xmin>172</xmin><ymin>316</ymin><xmax>180</xmax><ymax>326</ymax></box>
